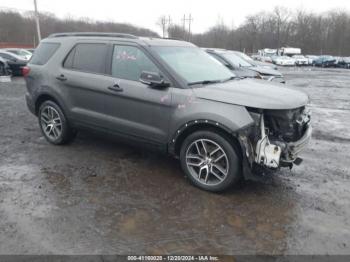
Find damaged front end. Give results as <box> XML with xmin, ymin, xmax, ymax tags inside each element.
<box><xmin>238</xmin><ymin>106</ymin><xmax>312</xmax><ymax>178</ymax></box>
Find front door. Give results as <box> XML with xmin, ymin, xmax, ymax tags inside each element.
<box><xmin>101</xmin><ymin>44</ymin><xmax>173</xmax><ymax>145</ymax></box>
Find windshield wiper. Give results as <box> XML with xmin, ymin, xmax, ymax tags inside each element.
<box><xmin>188</xmin><ymin>80</ymin><xmax>222</xmax><ymax>86</ymax></box>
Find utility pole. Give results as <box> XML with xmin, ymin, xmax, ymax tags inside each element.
<box><xmin>166</xmin><ymin>15</ymin><xmax>172</xmax><ymax>38</ymax></box>
<box><xmin>33</xmin><ymin>0</ymin><xmax>41</xmax><ymax>43</ymax></box>
<box><xmin>182</xmin><ymin>14</ymin><xmax>193</xmax><ymax>41</ymax></box>
<box><xmin>182</xmin><ymin>14</ymin><xmax>186</xmax><ymax>31</ymax></box>
<box><xmin>188</xmin><ymin>14</ymin><xmax>193</xmax><ymax>41</ymax></box>
<box><xmin>182</xmin><ymin>14</ymin><xmax>186</xmax><ymax>40</ymax></box>
<box><xmin>157</xmin><ymin>15</ymin><xmax>172</xmax><ymax>38</ymax></box>
<box><xmin>167</xmin><ymin>15</ymin><xmax>172</xmax><ymax>26</ymax></box>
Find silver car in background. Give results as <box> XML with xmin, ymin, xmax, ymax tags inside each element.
<box><xmin>205</xmin><ymin>48</ymin><xmax>285</xmax><ymax>83</ymax></box>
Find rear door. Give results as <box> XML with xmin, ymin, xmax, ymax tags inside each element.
<box><xmin>57</xmin><ymin>42</ymin><xmax>114</xmax><ymax>128</ymax></box>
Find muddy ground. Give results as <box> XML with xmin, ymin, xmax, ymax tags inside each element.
<box><xmin>0</xmin><ymin>67</ymin><xmax>349</xmax><ymax>255</ymax></box>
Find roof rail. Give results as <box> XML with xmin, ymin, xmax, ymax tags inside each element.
<box><xmin>203</xmin><ymin>48</ymin><xmax>227</xmax><ymax>52</ymax></box>
<box><xmin>162</xmin><ymin>37</ymin><xmax>184</xmax><ymax>41</ymax></box>
<box><xmin>48</xmin><ymin>32</ymin><xmax>138</xmax><ymax>39</ymax></box>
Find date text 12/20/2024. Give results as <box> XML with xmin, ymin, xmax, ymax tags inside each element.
<box><xmin>127</xmin><ymin>256</ymin><xmax>220</xmax><ymax>261</ymax></box>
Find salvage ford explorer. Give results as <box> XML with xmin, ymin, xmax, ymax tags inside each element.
<box><xmin>24</xmin><ymin>32</ymin><xmax>312</xmax><ymax>192</ymax></box>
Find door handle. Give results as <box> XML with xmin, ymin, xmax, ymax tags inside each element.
<box><xmin>56</xmin><ymin>74</ymin><xmax>67</xmax><ymax>81</ymax></box>
<box><xmin>108</xmin><ymin>83</ymin><xmax>123</xmax><ymax>92</ymax></box>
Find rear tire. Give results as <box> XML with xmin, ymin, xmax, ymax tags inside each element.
<box><xmin>38</xmin><ymin>100</ymin><xmax>76</xmax><ymax>145</ymax></box>
<box><xmin>180</xmin><ymin>130</ymin><xmax>242</xmax><ymax>192</ymax></box>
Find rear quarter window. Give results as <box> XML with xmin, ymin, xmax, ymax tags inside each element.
<box><xmin>63</xmin><ymin>43</ymin><xmax>107</xmax><ymax>74</ymax></box>
<box><xmin>30</xmin><ymin>42</ymin><xmax>60</xmax><ymax>65</ymax></box>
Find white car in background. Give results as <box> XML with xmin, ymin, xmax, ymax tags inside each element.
<box><xmin>3</xmin><ymin>48</ymin><xmax>32</xmax><ymax>61</ymax></box>
<box><xmin>274</xmin><ymin>56</ymin><xmax>296</xmax><ymax>66</ymax></box>
<box><xmin>293</xmin><ymin>55</ymin><xmax>309</xmax><ymax>66</ymax></box>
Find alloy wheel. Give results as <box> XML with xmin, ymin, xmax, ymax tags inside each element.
<box><xmin>40</xmin><ymin>106</ymin><xmax>62</xmax><ymax>140</ymax></box>
<box><xmin>185</xmin><ymin>138</ymin><xmax>229</xmax><ymax>186</ymax></box>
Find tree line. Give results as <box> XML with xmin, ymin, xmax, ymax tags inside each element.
<box><xmin>0</xmin><ymin>10</ymin><xmax>158</xmax><ymax>46</ymax></box>
<box><xmin>1</xmin><ymin>7</ymin><xmax>350</xmax><ymax>56</ymax></box>
<box><xmin>167</xmin><ymin>7</ymin><xmax>350</xmax><ymax>56</ymax></box>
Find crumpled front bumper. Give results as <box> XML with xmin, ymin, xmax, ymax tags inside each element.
<box><xmin>238</xmin><ymin>122</ymin><xmax>312</xmax><ymax>179</ymax></box>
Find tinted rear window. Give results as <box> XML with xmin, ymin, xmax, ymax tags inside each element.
<box><xmin>30</xmin><ymin>42</ymin><xmax>60</xmax><ymax>65</ymax></box>
<box><xmin>63</xmin><ymin>43</ymin><xmax>107</xmax><ymax>74</ymax></box>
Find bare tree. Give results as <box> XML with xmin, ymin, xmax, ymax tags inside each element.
<box><xmin>1</xmin><ymin>8</ymin><xmax>350</xmax><ymax>55</ymax></box>
<box><xmin>0</xmin><ymin>10</ymin><xmax>159</xmax><ymax>46</ymax></box>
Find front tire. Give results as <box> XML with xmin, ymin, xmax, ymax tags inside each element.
<box><xmin>180</xmin><ymin>130</ymin><xmax>242</xmax><ymax>192</ymax></box>
<box><xmin>38</xmin><ymin>100</ymin><xmax>76</xmax><ymax>145</ymax></box>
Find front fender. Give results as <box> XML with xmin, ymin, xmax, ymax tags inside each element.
<box><xmin>169</xmin><ymin>95</ymin><xmax>254</xmax><ymax>136</ymax></box>
<box><xmin>168</xmin><ymin>89</ymin><xmax>255</xmax><ymax>156</ymax></box>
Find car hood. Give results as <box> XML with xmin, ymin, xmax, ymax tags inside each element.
<box><xmin>246</xmin><ymin>66</ymin><xmax>282</xmax><ymax>77</ymax></box>
<box><xmin>251</xmin><ymin>60</ymin><xmax>278</xmax><ymax>70</ymax></box>
<box><xmin>193</xmin><ymin>79</ymin><xmax>308</xmax><ymax>110</ymax></box>
<box><xmin>233</xmin><ymin>68</ymin><xmax>258</xmax><ymax>78</ymax></box>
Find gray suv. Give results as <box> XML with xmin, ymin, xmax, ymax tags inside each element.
<box><xmin>25</xmin><ymin>32</ymin><xmax>312</xmax><ymax>192</ymax></box>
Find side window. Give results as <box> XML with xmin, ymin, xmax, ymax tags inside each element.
<box><xmin>63</xmin><ymin>47</ymin><xmax>75</xmax><ymax>68</ymax></box>
<box><xmin>64</xmin><ymin>43</ymin><xmax>107</xmax><ymax>74</ymax></box>
<box><xmin>111</xmin><ymin>45</ymin><xmax>159</xmax><ymax>81</ymax></box>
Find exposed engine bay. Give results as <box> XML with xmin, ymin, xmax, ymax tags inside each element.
<box><xmin>242</xmin><ymin>106</ymin><xmax>312</xmax><ymax>170</ymax></box>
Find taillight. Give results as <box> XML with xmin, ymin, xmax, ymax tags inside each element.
<box><xmin>22</xmin><ymin>66</ymin><xmax>31</xmax><ymax>77</ymax></box>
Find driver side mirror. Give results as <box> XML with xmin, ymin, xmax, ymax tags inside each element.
<box><xmin>140</xmin><ymin>71</ymin><xmax>170</xmax><ymax>88</ymax></box>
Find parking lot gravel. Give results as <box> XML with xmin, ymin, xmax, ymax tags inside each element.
<box><xmin>0</xmin><ymin>67</ymin><xmax>349</xmax><ymax>255</ymax></box>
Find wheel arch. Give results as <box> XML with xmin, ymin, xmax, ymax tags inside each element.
<box><xmin>34</xmin><ymin>93</ymin><xmax>63</xmax><ymax>116</ymax></box>
<box><xmin>169</xmin><ymin>119</ymin><xmax>243</xmax><ymax>159</ymax></box>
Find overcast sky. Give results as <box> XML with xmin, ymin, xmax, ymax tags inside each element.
<box><xmin>0</xmin><ymin>0</ymin><xmax>349</xmax><ymax>34</ymax></box>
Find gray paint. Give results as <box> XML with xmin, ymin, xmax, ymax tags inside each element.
<box><xmin>193</xmin><ymin>79</ymin><xmax>309</xmax><ymax>110</ymax></box>
<box><xmin>25</xmin><ymin>33</ymin><xmax>309</xmax><ymax>155</ymax></box>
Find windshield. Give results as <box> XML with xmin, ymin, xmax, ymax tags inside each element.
<box><xmin>222</xmin><ymin>52</ymin><xmax>252</xmax><ymax>68</ymax></box>
<box><xmin>20</xmin><ymin>50</ymin><xmax>31</xmax><ymax>56</ymax></box>
<box><xmin>235</xmin><ymin>52</ymin><xmax>254</xmax><ymax>62</ymax></box>
<box><xmin>152</xmin><ymin>46</ymin><xmax>234</xmax><ymax>84</ymax></box>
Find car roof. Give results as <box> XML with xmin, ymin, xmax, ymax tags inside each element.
<box><xmin>0</xmin><ymin>50</ymin><xmax>15</xmax><ymax>55</ymax></box>
<box><xmin>203</xmin><ymin>48</ymin><xmax>248</xmax><ymax>58</ymax></box>
<box><xmin>203</xmin><ymin>48</ymin><xmax>229</xmax><ymax>54</ymax></box>
<box><xmin>45</xmin><ymin>32</ymin><xmax>195</xmax><ymax>47</ymax></box>
<box><xmin>4</xmin><ymin>48</ymin><xmax>24</xmax><ymax>50</ymax></box>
